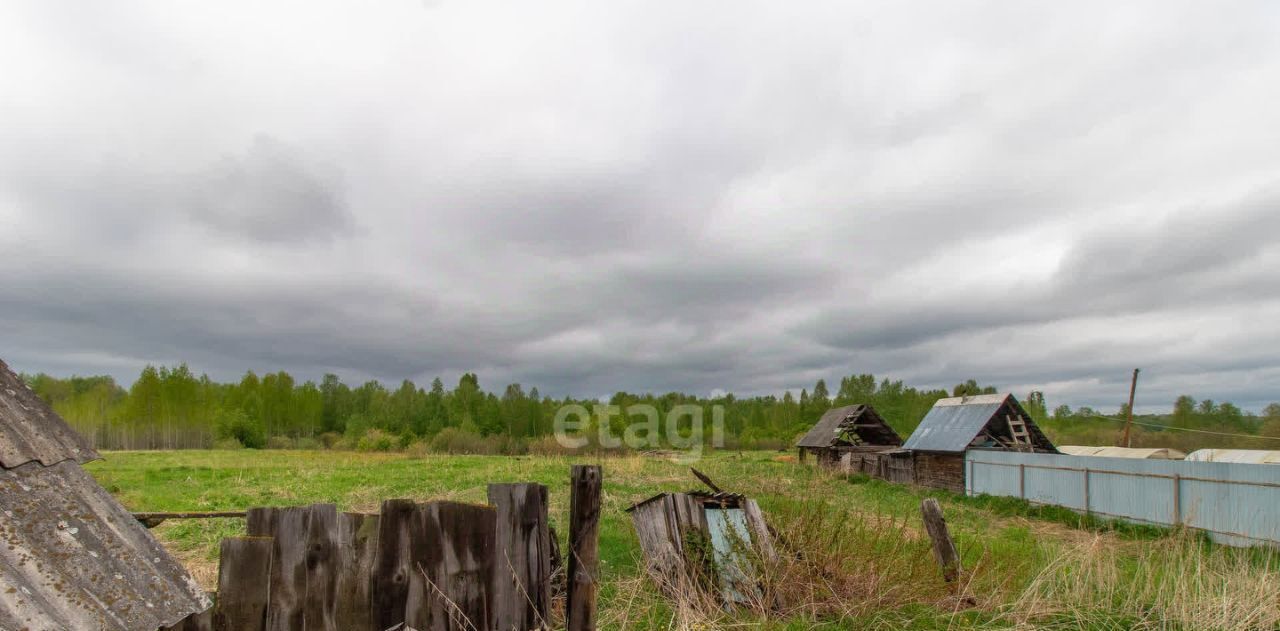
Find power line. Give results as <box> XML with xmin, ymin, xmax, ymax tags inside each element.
<box><xmin>1081</xmin><ymin>413</ymin><xmax>1280</xmax><ymax>442</ymax></box>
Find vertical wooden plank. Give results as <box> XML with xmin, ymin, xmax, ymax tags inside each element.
<box><xmin>920</xmin><ymin>498</ymin><xmax>961</xmax><ymax>582</ymax></box>
<box><xmin>250</xmin><ymin>505</ymin><xmax>317</xmax><ymax>631</ymax></box>
<box><xmin>370</xmin><ymin>499</ymin><xmax>419</xmax><ymax>631</ymax></box>
<box><xmin>334</xmin><ymin>512</ymin><xmax>379</xmax><ymax>630</ymax></box>
<box><xmin>405</xmin><ymin>501</ymin><xmax>497</xmax><ymax>631</ymax></box>
<box><xmin>304</xmin><ymin>504</ymin><xmax>340</xmax><ymax>631</ymax></box>
<box><xmin>740</xmin><ymin>499</ymin><xmax>777</xmax><ymax>563</ymax></box>
<box><xmin>488</xmin><ymin>483</ymin><xmax>551</xmax><ymax>631</ymax></box>
<box><xmin>213</xmin><ymin>536</ymin><xmax>273</xmax><ymax>631</ymax></box>
<box><xmin>629</xmin><ymin>497</ymin><xmax>684</xmax><ymax>590</ymax></box>
<box><xmin>741</xmin><ymin>499</ymin><xmax>785</xmax><ymax>609</ymax></box>
<box><xmin>567</xmin><ymin>465</ymin><xmax>601</xmax><ymax>631</ymax></box>
<box><xmin>245</xmin><ymin>507</ymin><xmax>278</xmax><ymax>539</ymax></box>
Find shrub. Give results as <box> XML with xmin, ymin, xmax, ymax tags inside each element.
<box><xmin>294</xmin><ymin>436</ymin><xmax>321</xmax><ymax>450</ymax></box>
<box><xmin>266</xmin><ymin>435</ymin><xmax>294</xmax><ymax>450</ymax></box>
<box><xmin>527</xmin><ymin>435</ymin><xmax>573</xmax><ymax>456</ymax></box>
<box><xmin>318</xmin><ymin>432</ymin><xmax>343</xmax><ymax>449</ymax></box>
<box><xmin>428</xmin><ymin>427</ymin><xmax>524</xmax><ymax>454</ymax></box>
<box><xmin>214</xmin><ymin>409</ymin><xmax>266</xmax><ymax>449</ymax></box>
<box><xmin>398</xmin><ymin>430</ymin><xmax>417</xmax><ymax>449</ymax></box>
<box><xmin>357</xmin><ymin>429</ymin><xmax>395</xmax><ymax>452</ymax></box>
<box><xmin>212</xmin><ymin>437</ymin><xmax>244</xmax><ymax>450</ymax></box>
<box><xmin>405</xmin><ymin>440</ymin><xmax>432</xmax><ymax>459</ymax></box>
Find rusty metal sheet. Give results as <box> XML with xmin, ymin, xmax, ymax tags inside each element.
<box><xmin>0</xmin><ymin>359</ymin><xmax>99</xmax><ymax>468</ymax></box>
<box><xmin>0</xmin><ymin>459</ymin><xmax>210</xmax><ymax>630</ymax></box>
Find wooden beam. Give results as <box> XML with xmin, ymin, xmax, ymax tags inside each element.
<box><xmin>134</xmin><ymin>511</ymin><xmax>247</xmax><ymax>528</ymax></box>
<box><xmin>689</xmin><ymin>467</ymin><xmax>723</xmax><ymax>494</ymax></box>
<box><xmin>920</xmin><ymin>498</ymin><xmax>961</xmax><ymax>582</ymax></box>
<box><xmin>567</xmin><ymin>465</ymin><xmax>602</xmax><ymax>631</ymax></box>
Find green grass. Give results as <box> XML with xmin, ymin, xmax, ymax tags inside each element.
<box><xmin>85</xmin><ymin>450</ymin><xmax>1280</xmax><ymax>629</ymax></box>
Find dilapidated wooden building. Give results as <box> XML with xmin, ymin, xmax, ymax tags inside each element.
<box><xmin>902</xmin><ymin>393</ymin><xmax>1057</xmax><ymax>492</ymax></box>
<box><xmin>0</xmin><ymin>358</ymin><xmax>210</xmax><ymax>630</ymax></box>
<box><xmin>795</xmin><ymin>404</ymin><xmax>906</xmax><ymax>479</ymax></box>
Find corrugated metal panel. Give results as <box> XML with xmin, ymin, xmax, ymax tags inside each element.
<box><xmin>903</xmin><ymin>400</ymin><xmax>1004</xmax><ymax>453</ymax></box>
<box><xmin>967</xmin><ymin>450</ymin><xmax>1280</xmax><ymax>547</ymax></box>
<box><xmin>0</xmin><ymin>360</ymin><xmax>99</xmax><ymax>468</ymax></box>
<box><xmin>903</xmin><ymin>394</ymin><xmax>1054</xmax><ymax>454</ymax></box>
<box><xmin>1185</xmin><ymin>449</ymin><xmax>1280</xmax><ymax>464</ymax></box>
<box><xmin>0</xmin><ymin>459</ymin><xmax>211</xmax><ymax>630</ymax></box>
<box><xmin>1060</xmin><ymin>446</ymin><xmax>1186</xmax><ymax>460</ymax></box>
<box><xmin>796</xmin><ymin>405</ymin><xmax>902</xmax><ymax>448</ymax></box>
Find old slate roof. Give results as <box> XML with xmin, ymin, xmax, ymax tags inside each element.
<box><xmin>0</xmin><ymin>359</ymin><xmax>209</xmax><ymax>630</ymax></box>
<box><xmin>0</xmin><ymin>359</ymin><xmax>99</xmax><ymax>468</ymax></box>
<box><xmin>795</xmin><ymin>404</ymin><xmax>903</xmax><ymax>449</ymax></box>
<box><xmin>902</xmin><ymin>393</ymin><xmax>1056</xmax><ymax>454</ymax></box>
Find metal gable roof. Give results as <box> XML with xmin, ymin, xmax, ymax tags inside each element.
<box><xmin>0</xmin><ymin>359</ymin><xmax>99</xmax><ymax>468</ymax></box>
<box><xmin>902</xmin><ymin>393</ymin><xmax>1055</xmax><ymax>454</ymax></box>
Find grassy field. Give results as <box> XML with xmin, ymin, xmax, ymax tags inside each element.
<box><xmin>86</xmin><ymin>450</ymin><xmax>1280</xmax><ymax>630</ymax></box>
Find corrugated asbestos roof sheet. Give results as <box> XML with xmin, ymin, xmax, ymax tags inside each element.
<box><xmin>795</xmin><ymin>405</ymin><xmax>903</xmax><ymax>448</ymax></box>
<box><xmin>1186</xmin><ymin>449</ymin><xmax>1280</xmax><ymax>464</ymax></box>
<box><xmin>0</xmin><ymin>359</ymin><xmax>99</xmax><ymax>468</ymax></box>
<box><xmin>902</xmin><ymin>393</ymin><xmax>1055</xmax><ymax>454</ymax></box>
<box><xmin>1059</xmin><ymin>446</ymin><xmax>1186</xmax><ymax>460</ymax></box>
<box><xmin>0</xmin><ymin>359</ymin><xmax>209</xmax><ymax>630</ymax></box>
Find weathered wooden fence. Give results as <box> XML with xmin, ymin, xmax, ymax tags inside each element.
<box><xmin>164</xmin><ymin>469</ymin><xmax>602</xmax><ymax>631</ymax></box>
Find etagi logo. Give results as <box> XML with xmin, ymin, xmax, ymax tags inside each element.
<box><xmin>552</xmin><ymin>404</ymin><xmax>725</xmax><ymax>461</ymax></box>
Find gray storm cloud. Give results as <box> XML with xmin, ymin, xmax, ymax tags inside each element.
<box><xmin>1</xmin><ymin>0</ymin><xmax>1279</xmax><ymax>411</ymax></box>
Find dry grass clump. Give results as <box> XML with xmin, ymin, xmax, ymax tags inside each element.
<box><xmin>1005</xmin><ymin>532</ymin><xmax>1280</xmax><ymax>630</ymax></box>
<box><xmin>607</xmin><ymin>499</ymin><xmax>975</xmax><ymax>629</ymax></box>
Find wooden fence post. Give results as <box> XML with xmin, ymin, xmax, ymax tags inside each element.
<box><xmin>212</xmin><ymin>536</ymin><xmax>274</xmax><ymax>631</ymax></box>
<box><xmin>920</xmin><ymin>498</ymin><xmax>961</xmax><ymax>582</ymax></box>
<box><xmin>567</xmin><ymin>465</ymin><xmax>602</xmax><ymax>631</ymax></box>
<box><xmin>489</xmin><ymin>483</ymin><xmax>551</xmax><ymax>631</ymax></box>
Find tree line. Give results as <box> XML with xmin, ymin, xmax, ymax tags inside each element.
<box><xmin>21</xmin><ymin>365</ymin><xmax>1280</xmax><ymax>453</ymax></box>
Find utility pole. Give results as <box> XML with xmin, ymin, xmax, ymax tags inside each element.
<box><xmin>1121</xmin><ymin>368</ymin><xmax>1140</xmax><ymax>448</ymax></box>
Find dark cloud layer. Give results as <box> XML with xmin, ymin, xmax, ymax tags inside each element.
<box><xmin>2</xmin><ymin>0</ymin><xmax>1279</xmax><ymax>412</ymax></box>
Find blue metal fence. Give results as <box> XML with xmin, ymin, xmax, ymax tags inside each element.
<box><xmin>965</xmin><ymin>450</ymin><xmax>1280</xmax><ymax>547</ymax></box>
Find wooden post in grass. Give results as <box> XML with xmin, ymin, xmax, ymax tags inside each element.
<box><xmin>567</xmin><ymin>465</ymin><xmax>602</xmax><ymax>631</ymax></box>
<box><xmin>489</xmin><ymin>483</ymin><xmax>552</xmax><ymax>631</ymax></box>
<box><xmin>920</xmin><ymin>498</ymin><xmax>961</xmax><ymax>582</ymax></box>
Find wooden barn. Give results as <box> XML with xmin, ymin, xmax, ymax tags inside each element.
<box><xmin>0</xmin><ymin>358</ymin><xmax>209</xmax><ymax>630</ymax></box>
<box><xmin>902</xmin><ymin>393</ymin><xmax>1057</xmax><ymax>492</ymax></box>
<box><xmin>795</xmin><ymin>405</ymin><xmax>910</xmax><ymax>481</ymax></box>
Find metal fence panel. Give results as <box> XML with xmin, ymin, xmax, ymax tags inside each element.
<box><xmin>965</xmin><ymin>450</ymin><xmax>1280</xmax><ymax>547</ymax></box>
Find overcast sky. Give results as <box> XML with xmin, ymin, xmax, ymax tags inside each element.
<box><xmin>3</xmin><ymin>1</ymin><xmax>1279</xmax><ymax>411</ymax></box>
